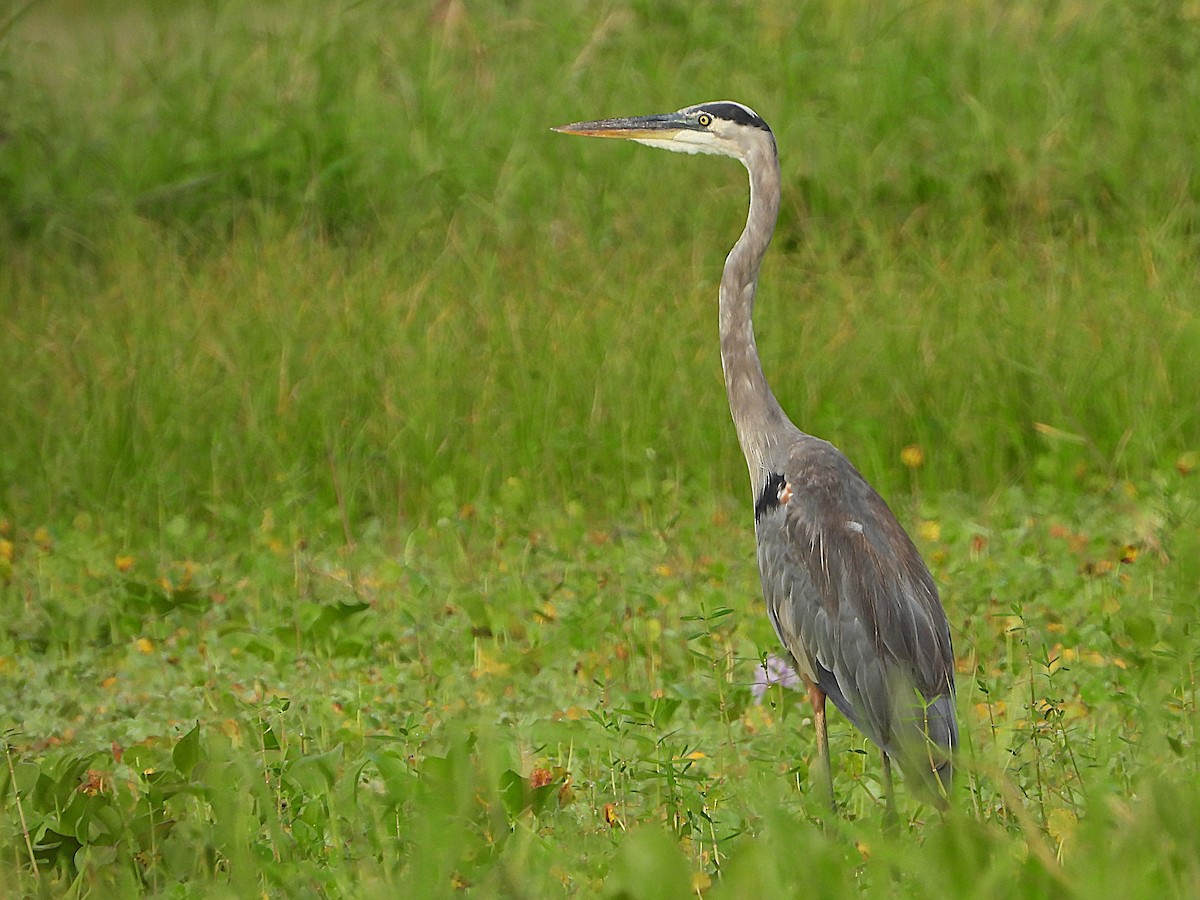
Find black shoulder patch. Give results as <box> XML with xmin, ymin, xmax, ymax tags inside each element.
<box><xmin>700</xmin><ymin>102</ymin><xmax>771</xmax><ymax>133</ymax></box>
<box><xmin>755</xmin><ymin>472</ymin><xmax>788</xmax><ymax>522</ymax></box>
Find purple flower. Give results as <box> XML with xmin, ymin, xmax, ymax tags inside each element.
<box><xmin>751</xmin><ymin>654</ymin><xmax>802</xmax><ymax>704</ymax></box>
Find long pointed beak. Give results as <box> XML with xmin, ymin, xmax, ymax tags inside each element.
<box><xmin>552</xmin><ymin>112</ymin><xmax>690</xmax><ymax>141</ymax></box>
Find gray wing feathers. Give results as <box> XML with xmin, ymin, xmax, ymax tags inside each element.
<box><xmin>755</xmin><ymin>438</ymin><xmax>957</xmax><ymax>795</ymax></box>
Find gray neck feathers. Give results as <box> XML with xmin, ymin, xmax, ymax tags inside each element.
<box><xmin>718</xmin><ymin>137</ymin><xmax>794</xmax><ymax>487</ymax></box>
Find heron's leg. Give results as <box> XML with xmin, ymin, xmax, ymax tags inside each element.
<box><xmin>881</xmin><ymin>751</ymin><xmax>899</xmax><ymax>832</ymax></box>
<box><xmin>804</xmin><ymin>676</ymin><xmax>835</xmax><ymax>812</ymax></box>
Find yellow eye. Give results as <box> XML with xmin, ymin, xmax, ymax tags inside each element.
<box><xmin>697</xmin><ymin>113</ymin><xmax>712</xmax><ymax>127</ymax></box>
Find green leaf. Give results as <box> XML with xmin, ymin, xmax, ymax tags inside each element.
<box><xmin>366</xmin><ymin>750</ymin><xmax>416</xmax><ymax>807</ymax></box>
<box><xmin>499</xmin><ymin>768</ymin><xmax>527</xmax><ymax>818</ymax></box>
<box><xmin>4</xmin><ymin>758</ymin><xmax>41</xmax><ymax>798</ymax></box>
<box><xmin>308</xmin><ymin>601</ymin><xmax>371</xmax><ymax>638</ymax></box>
<box><xmin>33</xmin><ymin>828</ymin><xmax>82</xmax><ymax>874</ymax></box>
<box><xmin>289</xmin><ymin>744</ymin><xmax>344</xmax><ymax>794</ymax></box>
<box><xmin>172</xmin><ymin>723</ymin><xmax>203</xmax><ymax>779</ymax></box>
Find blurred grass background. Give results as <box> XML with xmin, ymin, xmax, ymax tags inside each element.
<box><xmin>4</xmin><ymin>2</ymin><xmax>1200</xmax><ymax>895</ymax></box>
<box><xmin>3</xmin><ymin>0</ymin><xmax>1198</xmax><ymax>537</ymax></box>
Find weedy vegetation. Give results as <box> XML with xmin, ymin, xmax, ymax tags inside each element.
<box><xmin>2</xmin><ymin>0</ymin><xmax>1199</xmax><ymax>896</ymax></box>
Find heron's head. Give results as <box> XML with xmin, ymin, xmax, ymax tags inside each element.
<box><xmin>553</xmin><ymin>101</ymin><xmax>774</xmax><ymax>164</ymax></box>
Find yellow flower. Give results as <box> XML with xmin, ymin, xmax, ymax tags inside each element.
<box><xmin>33</xmin><ymin>526</ymin><xmax>53</xmax><ymax>552</ymax></box>
<box><xmin>900</xmin><ymin>445</ymin><xmax>925</xmax><ymax>469</ymax></box>
<box><xmin>1177</xmin><ymin>450</ymin><xmax>1199</xmax><ymax>476</ymax></box>
<box><xmin>974</xmin><ymin>700</ymin><xmax>1007</xmax><ymax>719</ymax></box>
<box><xmin>115</xmin><ymin>555</ymin><xmax>135</xmax><ymax>573</ymax></box>
<box><xmin>918</xmin><ymin>520</ymin><xmax>941</xmax><ymax>543</ymax></box>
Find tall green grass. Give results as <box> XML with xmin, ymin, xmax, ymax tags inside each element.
<box><xmin>1</xmin><ymin>0</ymin><xmax>1198</xmax><ymax>533</ymax></box>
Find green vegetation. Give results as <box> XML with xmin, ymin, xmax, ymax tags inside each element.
<box><xmin>2</xmin><ymin>0</ymin><xmax>1198</xmax><ymax>895</ymax></box>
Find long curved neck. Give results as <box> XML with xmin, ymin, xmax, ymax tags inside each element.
<box><xmin>719</xmin><ymin>139</ymin><xmax>793</xmax><ymax>484</ymax></box>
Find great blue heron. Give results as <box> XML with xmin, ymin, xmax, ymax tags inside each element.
<box><xmin>554</xmin><ymin>102</ymin><xmax>957</xmax><ymax>815</ymax></box>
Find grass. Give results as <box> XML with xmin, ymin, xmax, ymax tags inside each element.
<box><xmin>3</xmin><ymin>479</ymin><xmax>1199</xmax><ymax>895</ymax></box>
<box><xmin>1</xmin><ymin>0</ymin><xmax>1199</xmax><ymax>895</ymax></box>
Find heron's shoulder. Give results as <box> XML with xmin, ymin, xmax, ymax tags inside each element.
<box><xmin>768</xmin><ymin>434</ymin><xmax>903</xmax><ymax>534</ymax></box>
<box><xmin>754</xmin><ymin>435</ymin><xmax>856</xmax><ymax>526</ymax></box>
<box><xmin>778</xmin><ymin>435</ymin><xmax>861</xmax><ymax>486</ymax></box>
